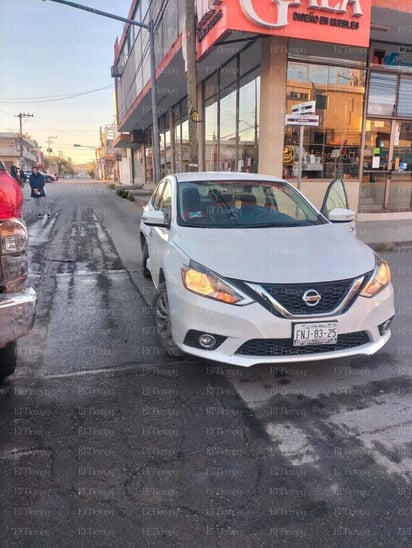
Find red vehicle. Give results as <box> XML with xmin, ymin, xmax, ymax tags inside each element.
<box><xmin>0</xmin><ymin>160</ymin><xmax>37</xmax><ymax>380</ymax></box>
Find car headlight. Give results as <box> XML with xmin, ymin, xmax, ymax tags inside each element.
<box><xmin>181</xmin><ymin>263</ymin><xmax>252</xmax><ymax>305</ymax></box>
<box><xmin>0</xmin><ymin>219</ymin><xmax>28</xmax><ymax>253</ymax></box>
<box><xmin>360</xmin><ymin>256</ymin><xmax>391</xmax><ymax>298</ymax></box>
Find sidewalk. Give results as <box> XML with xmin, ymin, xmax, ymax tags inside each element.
<box><xmin>356</xmin><ymin>214</ymin><xmax>412</xmax><ymax>249</ymax></box>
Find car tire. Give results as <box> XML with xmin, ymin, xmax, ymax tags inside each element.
<box><xmin>153</xmin><ymin>282</ymin><xmax>185</xmax><ymax>357</ymax></box>
<box><xmin>142</xmin><ymin>241</ymin><xmax>151</xmax><ymax>279</ymax></box>
<box><xmin>0</xmin><ymin>342</ymin><xmax>17</xmax><ymax>382</ymax></box>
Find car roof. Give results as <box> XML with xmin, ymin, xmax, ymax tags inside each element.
<box><xmin>170</xmin><ymin>171</ymin><xmax>287</xmax><ymax>184</ymax></box>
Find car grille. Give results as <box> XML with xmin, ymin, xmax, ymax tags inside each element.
<box><xmin>235</xmin><ymin>331</ymin><xmax>370</xmax><ymax>356</ymax></box>
<box><xmin>260</xmin><ymin>279</ymin><xmax>357</xmax><ymax>315</ymax></box>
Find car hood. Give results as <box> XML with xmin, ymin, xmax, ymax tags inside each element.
<box><xmin>173</xmin><ymin>224</ymin><xmax>375</xmax><ymax>283</ymax></box>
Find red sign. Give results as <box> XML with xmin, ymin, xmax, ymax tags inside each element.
<box><xmin>196</xmin><ymin>0</ymin><xmax>371</xmax><ymax>59</ymax></box>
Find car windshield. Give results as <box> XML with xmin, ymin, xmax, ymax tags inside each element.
<box><xmin>177</xmin><ymin>179</ymin><xmax>326</xmax><ymax>228</ymax></box>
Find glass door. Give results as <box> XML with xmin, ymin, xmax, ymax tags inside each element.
<box><xmin>360</xmin><ymin>119</ymin><xmax>412</xmax><ymax>211</ymax></box>
<box><xmin>360</xmin><ymin>119</ymin><xmax>391</xmax><ymax>210</ymax></box>
<box><xmin>389</xmin><ymin>121</ymin><xmax>412</xmax><ymax>210</ymax></box>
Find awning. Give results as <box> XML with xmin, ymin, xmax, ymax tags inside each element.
<box><xmin>113</xmin><ymin>131</ymin><xmax>144</xmax><ymax>149</ymax></box>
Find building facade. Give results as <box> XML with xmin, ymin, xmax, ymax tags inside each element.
<box><xmin>112</xmin><ymin>0</ymin><xmax>412</xmax><ymax>214</ymax></box>
<box><xmin>0</xmin><ymin>133</ymin><xmax>42</xmax><ymax>171</ymax></box>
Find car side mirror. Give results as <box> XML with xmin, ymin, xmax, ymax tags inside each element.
<box><xmin>142</xmin><ymin>210</ymin><xmax>169</xmax><ymax>227</ymax></box>
<box><xmin>327</xmin><ymin>207</ymin><xmax>355</xmax><ymax>223</ymax></box>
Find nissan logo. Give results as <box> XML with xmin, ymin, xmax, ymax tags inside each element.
<box><xmin>302</xmin><ymin>289</ymin><xmax>321</xmax><ymax>307</ymax></box>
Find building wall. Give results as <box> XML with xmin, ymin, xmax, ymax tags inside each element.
<box><xmin>0</xmin><ymin>133</ymin><xmax>39</xmax><ymax>169</ymax></box>
<box><xmin>113</xmin><ymin>1</ymin><xmax>412</xmax><ymax>213</ymax></box>
<box><xmin>259</xmin><ymin>36</ymin><xmax>288</xmax><ymax>177</ymax></box>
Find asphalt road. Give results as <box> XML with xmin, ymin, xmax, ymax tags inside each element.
<box><xmin>0</xmin><ymin>180</ymin><xmax>411</xmax><ymax>547</ymax></box>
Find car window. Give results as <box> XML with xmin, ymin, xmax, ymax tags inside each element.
<box><xmin>158</xmin><ymin>181</ymin><xmax>172</xmax><ymax>223</ymax></box>
<box><xmin>177</xmin><ymin>179</ymin><xmax>326</xmax><ymax>228</ymax></box>
<box><xmin>151</xmin><ymin>180</ymin><xmax>166</xmax><ymax>210</ymax></box>
<box><xmin>320</xmin><ymin>177</ymin><xmax>349</xmax><ymax>217</ymax></box>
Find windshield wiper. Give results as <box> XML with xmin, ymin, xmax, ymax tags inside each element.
<box><xmin>208</xmin><ymin>189</ymin><xmax>239</xmax><ymax>224</ymax></box>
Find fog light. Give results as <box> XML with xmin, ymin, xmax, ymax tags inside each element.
<box><xmin>198</xmin><ymin>334</ymin><xmax>217</xmax><ymax>349</ymax></box>
<box><xmin>379</xmin><ymin>316</ymin><xmax>394</xmax><ymax>335</ymax></box>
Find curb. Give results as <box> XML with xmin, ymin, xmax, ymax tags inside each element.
<box><xmin>366</xmin><ymin>241</ymin><xmax>412</xmax><ymax>252</ymax></box>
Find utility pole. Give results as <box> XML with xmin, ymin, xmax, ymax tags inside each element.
<box><xmin>14</xmin><ymin>113</ymin><xmax>33</xmax><ymax>168</ymax></box>
<box><xmin>47</xmin><ymin>136</ymin><xmax>57</xmax><ymax>171</ymax></box>
<box><xmin>185</xmin><ymin>0</ymin><xmax>198</xmax><ymax>171</ymax></box>
<box><xmin>43</xmin><ymin>0</ymin><xmax>161</xmax><ymax>183</ymax></box>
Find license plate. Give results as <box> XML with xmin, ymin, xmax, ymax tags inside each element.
<box><xmin>293</xmin><ymin>322</ymin><xmax>337</xmax><ymax>347</ymax></box>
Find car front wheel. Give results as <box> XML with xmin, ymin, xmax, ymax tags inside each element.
<box><xmin>0</xmin><ymin>342</ymin><xmax>17</xmax><ymax>382</ymax></box>
<box><xmin>153</xmin><ymin>282</ymin><xmax>184</xmax><ymax>357</ymax></box>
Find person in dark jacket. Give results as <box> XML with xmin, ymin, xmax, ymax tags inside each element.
<box><xmin>10</xmin><ymin>165</ymin><xmax>21</xmax><ymax>185</ymax></box>
<box><xmin>29</xmin><ymin>165</ymin><xmax>50</xmax><ymax>218</ymax></box>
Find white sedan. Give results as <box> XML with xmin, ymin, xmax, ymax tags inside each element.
<box><xmin>139</xmin><ymin>172</ymin><xmax>394</xmax><ymax>367</ymax></box>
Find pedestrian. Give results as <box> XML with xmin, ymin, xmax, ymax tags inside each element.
<box><xmin>29</xmin><ymin>165</ymin><xmax>51</xmax><ymax>218</ymax></box>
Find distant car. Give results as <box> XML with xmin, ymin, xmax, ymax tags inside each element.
<box><xmin>140</xmin><ymin>172</ymin><xmax>395</xmax><ymax>366</ymax></box>
<box><xmin>42</xmin><ymin>172</ymin><xmax>56</xmax><ymax>183</ymax></box>
<box><xmin>23</xmin><ymin>170</ymin><xmax>32</xmax><ymax>182</ymax></box>
<box><xmin>24</xmin><ymin>169</ymin><xmax>54</xmax><ymax>182</ymax></box>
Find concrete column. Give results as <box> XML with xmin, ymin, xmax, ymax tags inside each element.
<box><xmin>197</xmin><ymin>81</ymin><xmax>205</xmax><ymax>171</ymax></box>
<box><xmin>258</xmin><ymin>36</ymin><xmax>288</xmax><ymax>177</ymax></box>
<box><xmin>169</xmin><ymin>110</ymin><xmax>176</xmax><ymax>173</ymax></box>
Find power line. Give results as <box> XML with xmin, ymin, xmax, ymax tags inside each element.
<box><xmin>0</xmin><ymin>85</ymin><xmax>113</xmax><ymax>104</ymax></box>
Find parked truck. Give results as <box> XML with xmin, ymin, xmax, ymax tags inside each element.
<box><xmin>0</xmin><ymin>160</ymin><xmax>37</xmax><ymax>381</ymax></box>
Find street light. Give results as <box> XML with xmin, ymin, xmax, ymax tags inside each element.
<box><xmin>42</xmin><ymin>0</ymin><xmax>161</xmax><ymax>183</ymax></box>
<box><xmin>74</xmin><ymin>145</ymin><xmax>100</xmax><ymax>180</ymax></box>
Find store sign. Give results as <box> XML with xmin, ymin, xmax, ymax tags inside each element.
<box><xmin>239</xmin><ymin>0</ymin><xmax>364</xmax><ymax>28</ymax></box>
<box><xmin>371</xmin><ymin>42</ymin><xmax>412</xmax><ymax>71</ymax></box>
<box><xmin>291</xmin><ymin>100</ymin><xmax>316</xmax><ymax>114</ymax></box>
<box><xmin>196</xmin><ymin>0</ymin><xmax>371</xmax><ymax>58</ymax></box>
<box><xmin>285</xmin><ymin>114</ymin><xmax>320</xmax><ymax>126</ymax></box>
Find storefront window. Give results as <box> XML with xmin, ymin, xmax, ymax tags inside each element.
<box><xmin>238</xmin><ymin>76</ymin><xmax>260</xmax><ymax>172</ymax></box>
<box><xmin>181</xmin><ymin>120</ymin><xmax>189</xmax><ymax>171</ymax></box>
<box><xmin>173</xmin><ymin>104</ymin><xmax>182</xmax><ymax>172</ymax></box>
<box><xmin>204</xmin><ymin>72</ymin><xmax>219</xmax><ymax>101</ymax></box>
<box><xmin>164</xmin><ymin>129</ymin><xmax>171</xmax><ymax>173</ymax></box>
<box><xmin>159</xmin><ymin>116</ymin><xmax>166</xmax><ymax>176</ymax></box>
<box><xmin>220</xmin><ymin>87</ymin><xmax>237</xmax><ymax>170</ymax></box>
<box><xmin>205</xmin><ymin>100</ymin><xmax>218</xmax><ymax>171</ymax></box>
<box><xmin>367</xmin><ymin>72</ymin><xmax>397</xmax><ymax>116</ymax></box>
<box><xmin>389</xmin><ymin>121</ymin><xmax>412</xmax><ymax>210</ymax></box>
<box><xmin>359</xmin><ymin>119</ymin><xmax>391</xmax><ymax>210</ymax></box>
<box><xmin>220</xmin><ymin>59</ymin><xmax>238</xmax><ymax>93</ymax></box>
<box><xmin>285</xmin><ymin>62</ymin><xmax>365</xmax><ymax>180</ymax></box>
<box><xmin>145</xmin><ymin>141</ymin><xmax>153</xmax><ymax>184</ymax></box>
<box><xmin>202</xmin><ymin>44</ymin><xmax>260</xmax><ymax>173</ymax></box>
<box><xmin>398</xmin><ymin>77</ymin><xmax>412</xmax><ymax>117</ymax></box>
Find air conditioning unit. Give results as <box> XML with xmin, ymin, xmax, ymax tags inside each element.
<box><xmin>111</xmin><ymin>64</ymin><xmax>123</xmax><ymax>78</ymax></box>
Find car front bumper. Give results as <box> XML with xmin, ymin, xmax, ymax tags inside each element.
<box><xmin>0</xmin><ymin>288</ymin><xmax>37</xmax><ymax>348</ymax></box>
<box><xmin>167</xmin><ymin>279</ymin><xmax>395</xmax><ymax>367</ymax></box>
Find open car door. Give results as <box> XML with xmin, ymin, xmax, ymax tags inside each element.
<box><xmin>320</xmin><ymin>177</ymin><xmax>356</xmax><ymax>236</ymax></box>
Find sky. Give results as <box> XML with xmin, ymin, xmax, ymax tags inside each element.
<box><xmin>0</xmin><ymin>0</ymin><xmax>132</xmax><ymax>164</ymax></box>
